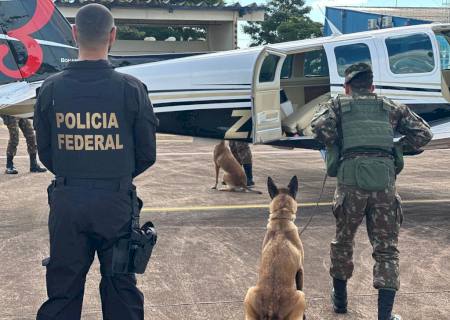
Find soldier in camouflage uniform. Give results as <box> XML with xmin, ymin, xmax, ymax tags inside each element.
<box><xmin>311</xmin><ymin>63</ymin><xmax>432</xmax><ymax>320</ymax></box>
<box><xmin>228</xmin><ymin>141</ymin><xmax>255</xmax><ymax>186</ymax></box>
<box><xmin>1</xmin><ymin>115</ymin><xmax>46</xmax><ymax>174</ymax></box>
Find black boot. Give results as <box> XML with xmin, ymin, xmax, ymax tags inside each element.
<box><xmin>5</xmin><ymin>156</ymin><xmax>18</xmax><ymax>174</ymax></box>
<box><xmin>243</xmin><ymin>163</ymin><xmax>255</xmax><ymax>187</ymax></box>
<box><xmin>30</xmin><ymin>154</ymin><xmax>47</xmax><ymax>173</ymax></box>
<box><xmin>331</xmin><ymin>278</ymin><xmax>347</xmax><ymax>313</ymax></box>
<box><xmin>378</xmin><ymin>289</ymin><xmax>402</xmax><ymax>320</ymax></box>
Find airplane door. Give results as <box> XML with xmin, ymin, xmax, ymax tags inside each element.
<box><xmin>252</xmin><ymin>49</ymin><xmax>286</xmax><ymax>144</ymax></box>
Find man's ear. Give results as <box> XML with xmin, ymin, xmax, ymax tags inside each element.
<box><xmin>344</xmin><ymin>83</ymin><xmax>351</xmax><ymax>95</ymax></box>
<box><xmin>287</xmin><ymin>176</ymin><xmax>298</xmax><ymax>199</ymax></box>
<box><xmin>267</xmin><ymin>177</ymin><xmax>278</xmax><ymax>199</ymax></box>
<box><xmin>109</xmin><ymin>26</ymin><xmax>117</xmax><ymax>48</ymax></box>
<box><xmin>71</xmin><ymin>25</ymin><xmax>78</xmax><ymax>46</ymax></box>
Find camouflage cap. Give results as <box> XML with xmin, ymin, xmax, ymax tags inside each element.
<box><xmin>344</xmin><ymin>62</ymin><xmax>373</xmax><ymax>84</ymax></box>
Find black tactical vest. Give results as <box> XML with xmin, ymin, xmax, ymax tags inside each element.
<box><xmin>50</xmin><ymin>70</ymin><xmax>135</xmax><ymax>179</ymax></box>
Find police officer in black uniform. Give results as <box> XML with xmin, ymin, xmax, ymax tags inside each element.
<box><xmin>34</xmin><ymin>4</ymin><xmax>157</xmax><ymax>320</ymax></box>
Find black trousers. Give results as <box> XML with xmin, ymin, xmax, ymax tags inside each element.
<box><xmin>36</xmin><ymin>179</ymin><xmax>144</xmax><ymax>320</ymax></box>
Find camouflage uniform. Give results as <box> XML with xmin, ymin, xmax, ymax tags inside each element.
<box><xmin>228</xmin><ymin>141</ymin><xmax>255</xmax><ymax>186</ymax></box>
<box><xmin>1</xmin><ymin>115</ymin><xmax>38</xmax><ymax>157</ymax></box>
<box><xmin>229</xmin><ymin>141</ymin><xmax>252</xmax><ymax>165</ymax></box>
<box><xmin>311</xmin><ymin>92</ymin><xmax>433</xmax><ymax>290</ymax></box>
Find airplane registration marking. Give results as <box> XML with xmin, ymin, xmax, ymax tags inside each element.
<box><xmin>224</xmin><ymin>109</ymin><xmax>252</xmax><ymax>139</ymax></box>
<box><xmin>0</xmin><ymin>0</ymin><xmax>55</xmax><ymax>79</ymax></box>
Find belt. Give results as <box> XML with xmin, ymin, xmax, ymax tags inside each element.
<box><xmin>341</xmin><ymin>151</ymin><xmax>394</xmax><ymax>161</ymax></box>
<box><xmin>53</xmin><ymin>176</ymin><xmax>133</xmax><ymax>192</ymax></box>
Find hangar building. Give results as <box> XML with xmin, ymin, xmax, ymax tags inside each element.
<box><xmin>55</xmin><ymin>0</ymin><xmax>265</xmax><ymax>54</ymax></box>
<box><xmin>323</xmin><ymin>6</ymin><xmax>448</xmax><ymax>36</ymax></box>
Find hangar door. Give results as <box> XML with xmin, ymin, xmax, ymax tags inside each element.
<box><xmin>252</xmin><ymin>49</ymin><xmax>286</xmax><ymax>144</ymax></box>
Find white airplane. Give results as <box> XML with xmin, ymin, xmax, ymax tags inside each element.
<box><xmin>1</xmin><ymin>0</ymin><xmax>449</xmax><ymax>151</ymax></box>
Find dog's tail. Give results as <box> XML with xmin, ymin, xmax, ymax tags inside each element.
<box><xmin>244</xmin><ymin>187</ymin><xmax>262</xmax><ymax>194</ymax></box>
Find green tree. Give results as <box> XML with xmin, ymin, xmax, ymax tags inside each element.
<box><xmin>243</xmin><ymin>0</ymin><xmax>322</xmax><ymax>46</ymax></box>
<box><xmin>117</xmin><ymin>26</ymin><xmax>146</xmax><ymax>40</ymax></box>
<box><xmin>117</xmin><ymin>25</ymin><xmax>206</xmax><ymax>41</ymax></box>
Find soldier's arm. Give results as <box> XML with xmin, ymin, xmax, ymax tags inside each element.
<box><xmin>34</xmin><ymin>83</ymin><xmax>54</xmax><ymax>174</ymax></box>
<box><xmin>393</xmin><ymin>102</ymin><xmax>433</xmax><ymax>152</ymax></box>
<box><xmin>131</xmin><ymin>81</ymin><xmax>158</xmax><ymax>178</ymax></box>
<box><xmin>310</xmin><ymin>98</ymin><xmax>340</xmax><ymax>145</ymax></box>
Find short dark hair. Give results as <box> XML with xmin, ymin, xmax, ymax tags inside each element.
<box><xmin>75</xmin><ymin>4</ymin><xmax>114</xmax><ymax>49</ymax></box>
<box><xmin>344</xmin><ymin>63</ymin><xmax>373</xmax><ymax>91</ymax></box>
<box><xmin>348</xmin><ymin>71</ymin><xmax>373</xmax><ymax>91</ymax></box>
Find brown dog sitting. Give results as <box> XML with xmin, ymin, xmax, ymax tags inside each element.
<box><xmin>212</xmin><ymin>141</ymin><xmax>261</xmax><ymax>194</ymax></box>
<box><xmin>244</xmin><ymin>176</ymin><xmax>306</xmax><ymax>320</ymax></box>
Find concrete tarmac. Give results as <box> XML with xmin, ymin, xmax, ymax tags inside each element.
<box><xmin>0</xmin><ymin>126</ymin><xmax>449</xmax><ymax>319</ymax></box>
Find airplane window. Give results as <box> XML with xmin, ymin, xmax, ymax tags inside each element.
<box><xmin>334</xmin><ymin>43</ymin><xmax>372</xmax><ymax>77</ymax></box>
<box><xmin>386</xmin><ymin>33</ymin><xmax>435</xmax><ymax>74</ymax></box>
<box><xmin>304</xmin><ymin>49</ymin><xmax>329</xmax><ymax>77</ymax></box>
<box><xmin>259</xmin><ymin>54</ymin><xmax>280</xmax><ymax>82</ymax></box>
<box><xmin>0</xmin><ymin>0</ymin><xmax>77</xmax><ymax>82</ymax></box>
<box><xmin>281</xmin><ymin>56</ymin><xmax>293</xmax><ymax>79</ymax></box>
<box><xmin>435</xmin><ymin>33</ymin><xmax>450</xmax><ymax>70</ymax></box>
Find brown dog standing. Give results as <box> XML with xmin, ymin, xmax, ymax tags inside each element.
<box><xmin>212</xmin><ymin>141</ymin><xmax>261</xmax><ymax>194</ymax></box>
<box><xmin>244</xmin><ymin>176</ymin><xmax>306</xmax><ymax>320</ymax></box>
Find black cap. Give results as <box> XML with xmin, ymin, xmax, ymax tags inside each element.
<box><xmin>344</xmin><ymin>62</ymin><xmax>373</xmax><ymax>84</ymax></box>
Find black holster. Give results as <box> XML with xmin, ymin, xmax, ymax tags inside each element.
<box><xmin>112</xmin><ymin>189</ymin><xmax>157</xmax><ymax>275</ymax></box>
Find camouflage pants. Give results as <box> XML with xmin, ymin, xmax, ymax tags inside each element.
<box><xmin>229</xmin><ymin>141</ymin><xmax>252</xmax><ymax>165</ymax></box>
<box><xmin>1</xmin><ymin>115</ymin><xmax>37</xmax><ymax>157</ymax></box>
<box><xmin>330</xmin><ymin>184</ymin><xmax>403</xmax><ymax>290</ymax></box>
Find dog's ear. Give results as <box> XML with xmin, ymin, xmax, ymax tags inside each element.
<box><xmin>288</xmin><ymin>176</ymin><xmax>298</xmax><ymax>199</ymax></box>
<box><xmin>267</xmin><ymin>177</ymin><xmax>278</xmax><ymax>199</ymax></box>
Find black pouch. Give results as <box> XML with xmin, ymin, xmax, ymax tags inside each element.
<box><xmin>130</xmin><ymin>222</ymin><xmax>157</xmax><ymax>274</ymax></box>
<box><xmin>112</xmin><ymin>192</ymin><xmax>157</xmax><ymax>274</ymax></box>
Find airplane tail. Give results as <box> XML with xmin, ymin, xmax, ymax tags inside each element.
<box><xmin>0</xmin><ymin>0</ymin><xmax>78</xmax><ymax>85</ymax></box>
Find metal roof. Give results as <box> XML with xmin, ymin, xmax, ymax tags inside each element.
<box><xmin>333</xmin><ymin>6</ymin><xmax>450</xmax><ymax>24</ymax></box>
<box><xmin>55</xmin><ymin>0</ymin><xmax>265</xmax><ymax>12</ymax></box>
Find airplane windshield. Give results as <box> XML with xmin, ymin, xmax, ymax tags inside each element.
<box><xmin>436</xmin><ymin>32</ymin><xmax>450</xmax><ymax>70</ymax></box>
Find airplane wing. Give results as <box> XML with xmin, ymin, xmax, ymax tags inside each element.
<box><xmin>271</xmin><ymin>118</ymin><xmax>450</xmax><ymax>151</ymax></box>
<box><xmin>0</xmin><ymin>81</ymin><xmax>37</xmax><ymax>118</ymax></box>
<box><xmin>426</xmin><ymin>118</ymin><xmax>450</xmax><ymax>149</ymax></box>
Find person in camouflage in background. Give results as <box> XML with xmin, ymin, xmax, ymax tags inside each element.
<box><xmin>1</xmin><ymin>115</ymin><xmax>46</xmax><ymax>174</ymax></box>
<box><xmin>229</xmin><ymin>141</ymin><xmax>255</xmax><ymax>187</ymax></box>
<box><xmin>311</xmin><ymin>63</ymin><xmax>433</xmax><ymax>320</ymax></box>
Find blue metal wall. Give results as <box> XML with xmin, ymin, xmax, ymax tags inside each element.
<box><xmin>324</xmin><ymin>7</ymin><xmax>431</xmax><ymax>36</ymax></box>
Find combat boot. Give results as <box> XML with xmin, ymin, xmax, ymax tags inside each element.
<box><xmin>5</xmin><ymin>156</ymin><xmax>18</xmax><ymax>174</ymax></box>
<box><xmin>29</xmin><ymin>154</ymin><xmax>47</xmax><ymax>173</ymax></box>
<box><xmin>243</xmin><ymin>163</ymin><xmax>255</xmax><ymax>187</ymax></box>
<box><xmin>331</xmin><ymin>278</ymin><xmax>347</xmax><ymax>313</ymax></box>
<box><xmin>378</xmin><ymin>289</ymin><xmax>401</xmax><ymax>320</ymax></box>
